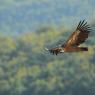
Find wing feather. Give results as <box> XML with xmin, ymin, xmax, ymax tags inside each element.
<box><xmin>63</xmin><ymin>20</ymin><xmax>92</xmax><ymax>47</ymax></box>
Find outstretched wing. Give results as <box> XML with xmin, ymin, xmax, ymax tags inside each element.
<box><xmin>63</xmin><ymin>20</ymin><xmax>92</xmax><ymax>47</ymax></box>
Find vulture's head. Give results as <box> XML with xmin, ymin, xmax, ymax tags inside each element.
<box><xmin>45</xmin><ymin>46</ymin><xmax>64</xmax><ymax>55</ymax></box>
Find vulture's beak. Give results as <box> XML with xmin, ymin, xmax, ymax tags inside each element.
<box><xmin>45</xmin><ymin>48</ymin><xmax>49</xmax><ymax>51</ymax></box>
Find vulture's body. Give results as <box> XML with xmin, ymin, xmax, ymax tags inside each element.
<box><xmin>45</xmin><ymin>20</ymin><xmax>92</xmax><ymax>55</ymax></box>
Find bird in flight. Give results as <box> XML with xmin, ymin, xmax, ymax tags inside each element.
<box><xmin>45</xmin><ymin>20</ymin><xmax>92</xmax><ymax>55</ymax></box>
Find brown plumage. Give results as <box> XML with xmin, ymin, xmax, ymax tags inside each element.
<box><xmin>45</xmin><ymin>20</ymin><xmax>92</xmax><ymax>55</ymax></box>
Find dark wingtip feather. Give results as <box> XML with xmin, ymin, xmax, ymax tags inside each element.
<box><xmin>77</xmin><ymin>20</ymin><xmax>84</xmax><ymax>30</ymax></box>
<box><xmin>76</xmin><ymin>20</ymin><xmax>92</xmax><ymax>32</ymax></box>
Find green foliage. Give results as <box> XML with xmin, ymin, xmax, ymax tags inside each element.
<box><xmin>0</xmin><ymin>25</ymin><xmax>95</xmax><ymax>95</ymax></box>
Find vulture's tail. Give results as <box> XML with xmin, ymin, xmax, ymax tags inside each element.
<box><xmin>79</xmin><ymin>47</ymin><xmax>88</xmax><ymax>51</ymax></box>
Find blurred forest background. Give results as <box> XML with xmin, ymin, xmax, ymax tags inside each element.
<box><xmin>0</xmin><ymin>0</ymin><xmax>95</xmax><ymax>95</ymax></box>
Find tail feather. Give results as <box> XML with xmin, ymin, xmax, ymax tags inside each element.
<box><xmin>80</xmin><ymin>47</ymin><xmax>88</xmax><ymax>51</ymax></box>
